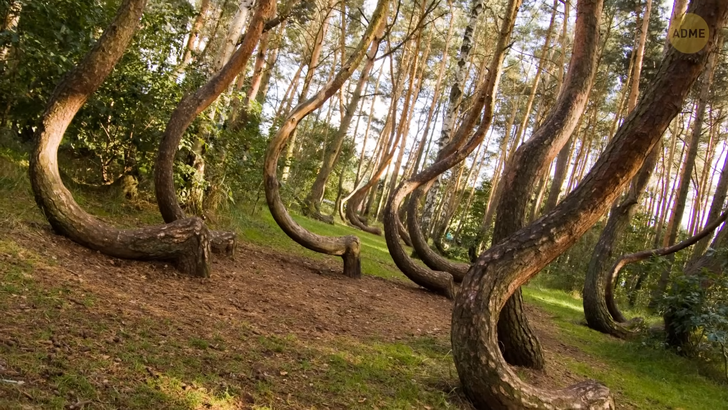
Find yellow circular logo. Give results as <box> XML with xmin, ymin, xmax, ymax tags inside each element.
<box><xmin>669</xmin><ymin>13</ymin><xmax>710</xmax><ymax>54</ymax></box>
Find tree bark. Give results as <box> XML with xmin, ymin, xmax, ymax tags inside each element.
<box><xmin>155</xmin><ymin>0</ymin><xmax>275</xmax><ymax>255</ymax></box>
<box><xmin>304</xmin><ymin>18</ymin><xmax>385</xmax><ymax>222</ymax></box>
<box><xmin>28</xmin><ymin>0</ymin><xmax>213</xmax><ymax>278</ymax></box>
<box><xmin>263</xmin><ymin>0</ymin><xmax>389</xmax><ymax>278</ymax></box>
<box><xmin>452</xmin><ymin>2</ymin><xmax>727</xmax><ymax>407</ymax></box>
<box><xmin>649</xmin><ymin>39</ymin><xmax>719</xmax><ymax>309</ymax></box>
<box><xmin>214</xmin><ymin>0</ymin><xmax>255</xmax><ymax>71</ymax></box>
<box><xmin>691</xmin><ymin>139</ymin><xmax>728</xmax><ymax>259</ymax></box>
<box><xmin>384</xmin><ymin>0</ymin><xmax>519</xmax><ymax>299</ymax></box>
<box><xmin>419</xmin><ymin>0</ymin><xmax>484</xmax><ymax>238</ymax></box>
<box><xmin>490</xmin><ymin>0</ymin><xmax>602</xmax><ymax>370</ymax></box>
<box><xmin>586</xmin><ymin>208</ymin><xmax>728</xmax><ymax>339</ymax></box>
<box><xmin>281</xmin><ymin>0</ymin><xmax>334</xmax><ymax>183</ymax></box>
<box><xmin>178</xmin><ymin>0</ymin><xmax>211</xmax><ymax>73</ymax></box>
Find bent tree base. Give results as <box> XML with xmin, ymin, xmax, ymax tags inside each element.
<box><xmin>28</xmin><ymin>0</ymin><xmax>213</xmax><ymax>278</ymax></box>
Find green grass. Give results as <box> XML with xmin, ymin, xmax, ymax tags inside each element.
<box><xmin>523</xmin><ymin>286</ymin><xmax>728</xmax><ymax>409</ymax></box>
<box><xmin>224</xmin><ymin>204</ymin><xmax>414</xmax><ymax>281</ymax></box>
<box><xmin>3</xmin><ymin>151</ymin><xmax>728</xmax><ymax>409</ymax></box>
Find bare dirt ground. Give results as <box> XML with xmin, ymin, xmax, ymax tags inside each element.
<box><xmin>0</xmin><ymin>220</ymin><xmax>622</xmax><ymax>409</ymax></box>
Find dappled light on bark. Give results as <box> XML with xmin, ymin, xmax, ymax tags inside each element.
<box><xmin>28</xmin><ymin>0</ymin><xmax>213</xmax><ymax>278</ymax></box>
<box><xmin>452</xmin><ymin>1</ymin><xmax>728</xmax><ymax>407</ymax></box>
<box><xmin>383</xmin><ymin>0</ymin><xmax>518</xmax><ymax>299</ymax></box>
<box><xmin>263</xmin><ymin>0</ymin><xmax>389</xmax><ymax>278</ymax></box>
<box><xmin>154</xmin><ymin>0</ymin><xmax>278</xmax><ymax>255</ymax></box>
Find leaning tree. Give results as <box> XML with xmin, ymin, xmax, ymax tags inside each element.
<box><xmin>451</xmin><ymin>1</ymin><xmax>728</xmax><ymax>407</ymax></box>
<box><xmin>263</xmin><ymin>0</ymin><xmax>389</xmax><ymax>278</ymax></box>
<box><xmin>402</xmin><ymin>0</ymin><xmax>603</xmax><ymax>369</ymax></box>
<box><xmin>584</xmin><ymin>208</ymin><xmax>728</xmax><ymax>339</ymax></box>
<box><xmin>29</xmin><ymin>0</ymin><xmax>213</xmax><ymax>277</ymax></box>
<box><xmin>383</xmin><ymin>0</ymin><xmax>521</xmax><ymax>299</ymax></box>
<box><xmin>154</xmin><ymin>0</ymin><xmax>281</xmax><ymax>255</ymax></box>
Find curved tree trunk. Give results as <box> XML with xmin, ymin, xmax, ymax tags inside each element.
<box><xmin>582</xmin><ymin>143</ymin><xmax>660</xmax><ymax>331</ymax></box>
<box><xmin>582</xmin><ymin>0</ymin><xmax>656</xmax><ymax>329</ymax></box>
<box><xmin>419</xmin><ymin>0</ymin><xmax>485</xmax><ymax>237</ymax></box>
<box><xmin>263</xmin><ymin>0</ymin><xmax>389</xmax><ymax>278</ymax></box>
<box><xmin>345</xmin><ymin>41</ymin><xmax>410</xmax><ymax>234</ymax></box>
<box><xmin>407</xmin><ymin>184</ymin><xmax>469</xmax><ymax>280</ymax></box>
<box><xmin>649</xmin><ymin>36</ymin><xmax>719</xmax><ymax>309</ymax></box>
<box><xmin>489</xmin><ymin>0</ymin><xmax>603</xmax><ymax>370</ymax></box>
<box><xmin>384</xmin><ymin>0</ymin><xmax>518</xmax><ymax>299</ymax></box>
<box><xmin>452</xmin><ymin>3</ymin><xmax>727</xmax><ymax>407</ymax></box>
<box><xmin>29</xmin><ymin>0</ymin><xmax>213</xmax><ymax>278</ymax></box>
<box><xmin>304</xmin><ymin>21</ymin><xmax>385</xmax><ymax>222</ymax></box>
<box><xmin>281</xmin><ymin>0</ymin><xmax>334</xmax><ymax>183</ymax></box>
<box><xmin>585</xmin><ymin>208</ymin><xmax>728</xmax><ymax>339</ymax></box>
<box><xmin>154</xmin><ymin>0</ymin><xmax>275</xmax><ymax>255</ymax></box>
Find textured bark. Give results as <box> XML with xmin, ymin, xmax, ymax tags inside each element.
<box><xmin>650</xmin><ymin>42</ymin><xmax>719</xmax><ymax>308</ymax></box>
<box><xmin>452</xmin><ymin>3</ymin><xmax>727</xmax><ymax>407</ymax></box>
<box><xmin>384</xmin><ymin>0</ymin><xmax>518</xmax><ymax>299</ymax></box>
<box><xmin>490</xmin><ymin>0</ymin><xmax>603</xmax><ymax>371</ymax></box>
<box><xmin>407</xmin><ymin>185</ymin><xmax>469</xmax><ymax>280</ymax></box>
<box><xmin>583</xmin><ymin>13</ymin><xmax>662</xmax><ymax>323</ymax></box>
<box><xmin>263</xmin><ymin>0</ymin><xmax>388</xmax><ymax>277</ymax></box>
<box><xmin>305</xmin><ymin>21</ymin><xmax>385</xmax><ymax>220</ymax></box>
<box><xmin>28</xmin><ymin>0</ymin><xmax>212</xmax><ymax>278</ymax></box>
<box><xmin>155</xmin><ymin>0</ymin><xmax>274</xmax><ymax>255</ymax></box>
<box><xmin>420</xmin><ymin>0</ymin><xmax>484</xmax><ymax>238</ymax></box>
<box><xmin>544</xmin><ymin>135</ymin><xmax>574</xmax><ymax>212</ymax></box>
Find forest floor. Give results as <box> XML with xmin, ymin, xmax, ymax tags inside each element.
<box><xmin>1</xmin><ymin>156</ymin><xmax>728</xmax><ymax>409</ymax></box>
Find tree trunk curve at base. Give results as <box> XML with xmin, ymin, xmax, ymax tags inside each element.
<box><xmin>154</xmin><ymin>0</ymin><xmax>278</xmax><ymax>256</ymax></box>
<box><xmin>263</xmin><ymin>0</ymin><xmax>389</xmax><ymax>278</ymax></box>
<box><xmin>29</xmin><ymin>0</ymin><xmax>212</xmax><ymax>278</ymax></box>
<box><xmin>452</xmin><ymin>1</ymin><xmax>727</xmax><ymax>406</ymax></box>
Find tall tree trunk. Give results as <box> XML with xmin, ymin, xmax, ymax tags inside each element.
<box><xmin>583</xmin><ymin>0</ymin><xmax>656</xmax><ymax>333</ymax></box>
<box><xmin>490</xmin><ymin>0</ymin><xmax>602</xmax><ymax>370</ymax></box>
<box><xmin>419</xmin><ymin>0</ymin><xmax>484</xmax><ymax>238</ymax></box>
<box><xmin>178</xmin><ymin>0</ymin><xmax>211</xmax><ymax>73</ymax></box>
<box><xmin>214</xmin><ymin>0</ymin><xmax>255</xmax><ymax>71</ymax></box>
<box><xmin>691</xmin><ymin>138</ymin><xmax>728</xmax><ymax>259</ymax></box>
<box><xmin>412</xmin><ymin>1</ymin><xmax>455</xmax><ymax>176</ymax></box>
<box><xmin>586</xmin><ymin>207</ymin><xmax>728</xmax><ymax>339</ymax></box>
<box><xmin>256</xmin><ymin>21</ymin><xmax>287</xmax><ymax>105</ymax></box>
<box><xmin>263</xmin><ymin>0</ymin><xmax>389</xmax><ymax>278</ymax></box>
<box><xmin>28</xmin><ymin>0</ymin><xmax>214</xmax><ymax>278</ymax></box>
<box><xmin>649</xmin><ymin>41</ymin><xmax>719</xmax><ymax>309</ymax></box>
<box><xmin>452</xmin><ymin>3</ymin><xmax>727</xmax><ymax>407</ymax></box>
<box><xmin>155</xmin><ymin>0</ymin><xmax>275</xmax><ymax>255</ymax></box>
<box><xmin>384</xmin><ymin>0</ymin><xmax>518</xmax><ymax>300</ymax></box>
<box><xmin>281</xmin><ymin>1</ymin><xmax>334</xmax><ymax>183</ymax></box>
<box><xmin>305</xmin><ymin>18</ymin><xmax>385</xmax><ymax>221</ymax></box>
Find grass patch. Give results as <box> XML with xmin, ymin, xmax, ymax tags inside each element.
<box><xmin>523</xmin><ymin>286</ymin><xmax>728</xmax><ymax>409</ymax></box>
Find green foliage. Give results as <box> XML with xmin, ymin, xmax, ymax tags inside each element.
<box><xmin>661</xmin><ymin>261</ymin><xmax>728</xmax><ymax>369</ymax></box>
